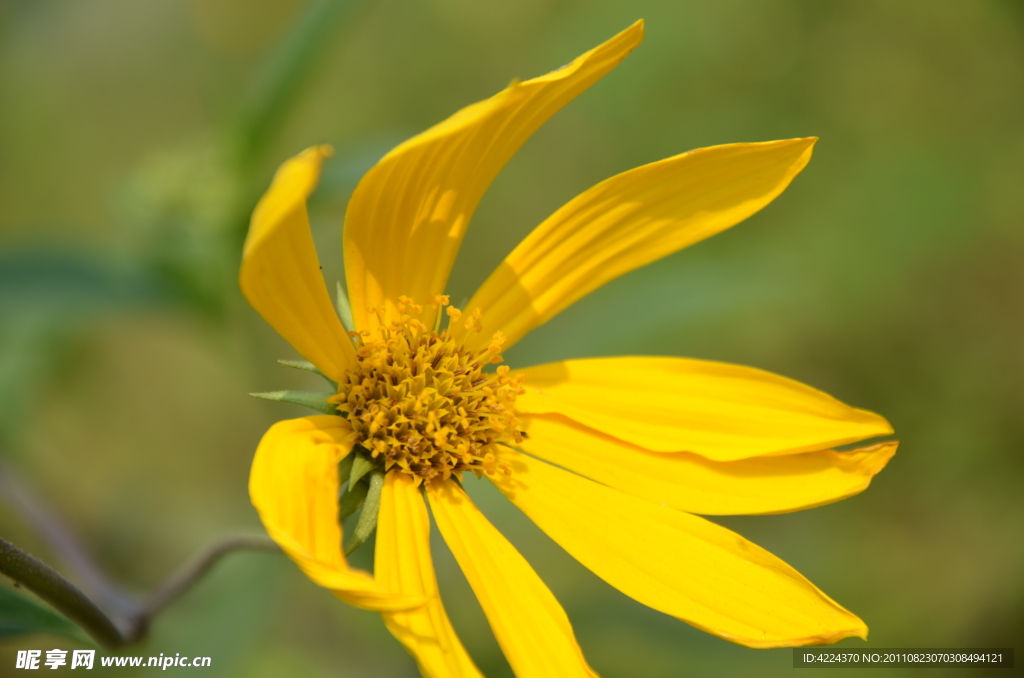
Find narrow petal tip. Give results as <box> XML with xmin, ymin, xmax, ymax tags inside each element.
<box><xmin>856</xmin><ymin>440</ymin><xmax>899</xmax><ymax>477</ymax></box>
<box><xmin>266</xmin><ymin>144</ymin><xmax>333</xmax><ymax>201</ymax></box>
<box><xmin>602</xmin><ymin>19</ymin><xmax>645</xmax><ymax>56</ymax></box>
<box><xmin>627</xmin><ymin>18</ymin><xmax>645</xmax><ymax>40</ymax></box>
<box><xmin>720</xmin><ymin>619</ymin><xmax>868</xmax><ymax>649</ymax></box>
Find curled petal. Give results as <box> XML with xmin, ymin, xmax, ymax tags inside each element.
<box><xmin>241</xmin><ymin>146</ymin><xmax>355</xmax><ymax>382</ymax></box>
<box><xmin>249</xmin><ymin>416</ymin><xmax>420</xmax><ymax>611</ymax></box>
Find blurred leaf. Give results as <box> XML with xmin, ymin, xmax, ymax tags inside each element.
<box><xmin>0</xmin><ymin>249</ymin><xmax>173</xmax><ymax>447</ymax></box>
<box><xmin>0</xmin><ymin>249</ymin><xmax>169</xmax><ymax>324</ymax></box>
<box><xmin>0</xmin><ymin>586</ymin><xmax>88</xmax><ymax>643</ymax></box>
<box><xmin>0</xmin><ymin>323</ymin><xmax>61</xmax><ymax>449</ymax></box>
<box><xmin>313</xmin><ymin>135</ymin><xmax>408</xmax><ymax>201</ymax></box>
<box><xmin>232</xmin><ymin>0</ymin><xmax>365</xmax><ymax>165</ymax></box>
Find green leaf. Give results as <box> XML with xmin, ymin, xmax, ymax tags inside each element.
<box><xmin>276</xmin><ymin>359</ymin><xmax>338</xmax><ymax>389</ymax></box>
<box><xmin>0</xmin><ymin>586</ymin><xmax>88</xmax><ymax>642</ymax></box>
<box><xmin>0</xmin><ymin>250</ymin><xmax>169</xmax><ymax>448</ymax></box>
<box><xmin>0</xmin><ymin>249</ymin><xmax>168</xmax><ymax>323</ymax></box>
<box><xmin>0</xmin><ymin>323</ymin><xmax>63</xmax><ymax>450</ymax></box>
<box><xmin>313</xmin><ymin>136</ymin><xmax>406</xmax><ymax>203</ymax></box>
<box><xmin>249</xmin><ymin>390</ymin><xmax>337</xmax><ymax>415</ymax></box>
<box><xmin>231</xmin><ymin>0</ymin><xmax>365</xmax><ymax>165</ymax></box>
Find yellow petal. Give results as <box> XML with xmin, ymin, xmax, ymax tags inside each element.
<box><xmin>426</xmin><ymin>481</ymin><xmax>598</xmax><ymax>678</ymax></box>
<box><xmin>343</xmin><ymin>22</ymin><xmax>644</xmax><ymax>333</ymax></box>
<box><xmin>520</xmin><ymin>414</ymin><xmax>898</xmax><ymax>515</ymax></box>
<box><xmin>492</xmin><ymin>447</ymin><xmax>867</xmax><ymax>648</ymax></box>
<box><xmin>461</xmin><ymin>138</ymin><xmax>816</xmax><ymax>351</ymax></box>
<box><xmin>516</xmin><ymin>357</ymin><xmax>892</xmax><ymax>460</ymax></box>
<box><xmin>240</xmin><ymin>146</ymin><xmax>355</xmax><ymax>383</ymax></box>
<box><xmin>376</xmin><ymin>473</ymin><xmax>483</xmax><ymax>678</ymax></box>
<box><xmin>248</xmin><ymin>416</ymin><xmax>420</xmax><ymax>612</ymax></box>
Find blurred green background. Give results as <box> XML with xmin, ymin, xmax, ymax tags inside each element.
<box><xmin>1</xmin><ymin>0</ymin><xmax>1022</xmax><ymax>676</ymax></box>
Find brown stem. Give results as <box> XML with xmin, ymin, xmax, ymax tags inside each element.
<box><xmin>0</xmin><ymin>533</ymin><xmax>279</xmax><ymax>648</ymax></box>
<box><xmin>0</xmin><ymin>458</ymin><xmax>135</xmax><ymax>619</ymax></box>
<box><xmin>0</xmin><ymin>536</ymin><xmax>124</xmax><ymax>649</ymax></box>
<box><xmin>140</xmin><ymin>535</ymin><xmax>279</xmax><ymax>620</ymax></box>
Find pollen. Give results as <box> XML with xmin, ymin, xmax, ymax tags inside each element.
<box><xmin>329</xmin><ymin>296</ymin><xmax>525</xmax><ymax>483</ymax></box>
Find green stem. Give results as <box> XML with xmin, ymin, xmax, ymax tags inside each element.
<box><xmin>0</xmin><ymin>458</ymin><xmax>136</xmax><ymax>619</ymax></box>
<box><xmin>141</xmin><ymin>536</ymin><xmax>279</xmax><ymax>619</ymax></box>
<box><xmin>0</xmin><ymin>534</ymin><xmax>280</xmax><ymax>649</ymax></box>
<box><xmin>231</xmin><ymin>0</ymin><xmax>364</xmax><ymax>166</ymax></box>
<box><xmin>0</xmin><ymin>537</ymin><xmax>123</xmax><ymax>649</ymax></box>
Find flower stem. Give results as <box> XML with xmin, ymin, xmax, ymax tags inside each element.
<box><xmin>0</xmin><ymin>536</ymin><xmax>123</xmax><ymax>649</ymax></box>
<box><xmin>0</xmin><ymin>534</ymin><xmax>279</xmax><ymax>649</ymax></box>
<box><xmin>140</xmin><ymin>535</ymin><xmax>280</xmax><ymax>620</ymax></box>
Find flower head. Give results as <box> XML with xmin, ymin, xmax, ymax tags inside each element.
<box><xmin>241</xmin><ymin>21</ymin><xmax>896</xmax><ymax>677</ymax></box>
<box><xmin>330</xmin><ymin>297</ymin><xmax>523</xmax><ymax>482</ymax></box>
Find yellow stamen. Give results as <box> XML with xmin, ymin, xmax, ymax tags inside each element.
<box><xmin>330</xmin><ymin>297</ymin><xmax>523</xmax><ymax>483</ymax></box>
<box><xmin>446</xmin><ymin>305</ymin><xmax>462</xmax><ymax>328</ymax></box>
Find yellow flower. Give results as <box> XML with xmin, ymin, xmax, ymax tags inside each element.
<box><xmin>241</xmin><ymin>21</ymin><xmax>897</xmax><ymax>677</ymax></box>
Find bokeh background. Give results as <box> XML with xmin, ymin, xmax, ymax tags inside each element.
<box><xmin>1</xmin><ymin>0</ymin><xmax>1022</xmax><ymax>675</ymax></box>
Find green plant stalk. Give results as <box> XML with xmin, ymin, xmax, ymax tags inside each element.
<box><xmin>0</xmin><ymin>537</ymin><xmax>123</xmax><ymax>649</ymax></box>
<box><xmin>0</xmin><ymin>534</ymin><xmax>281</xmax><ymax>649</ymax></box>
<box><xmin>231</xmin><ymin>0</ymin><xmax>364</xmax><ymax>166</ymax></box>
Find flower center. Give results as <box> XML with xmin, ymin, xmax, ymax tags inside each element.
<box><xmin>330</xmin><ymin>296</ymin><xmax>524</xmax><ymax>483</ymax></box>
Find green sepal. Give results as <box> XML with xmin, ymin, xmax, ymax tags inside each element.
<box><xmin>344</xmin><ymin>470</ymin><xmax>383</xmax><ymax>556</ymax></box>
<box><xmin>339</xmin><ymin>476</ymin><xmax>368</xmax><ymax>522</ymax></box>
<box><xmin>249</xmin><ymin>390</ymin><xmax>337</xmax><ymax>415</ymax></box>
<box><xmin>338</xmin><ymin>453</ymin><xmax>354</xmax><ymax>487</ymax></box>
<box><xmin>349</xmin><ymin>452</ymin><xmax>374</xmax><ymax>487</ymax></box>
<box><xmin>336</xmin><ymin>281</ymin><xmax>355</xmax><ymax>334</ymax></box>
<box><xmin>276</xmin><ymin>359</ymin><xmax>338</xmax><ymax>389</ymax></box>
